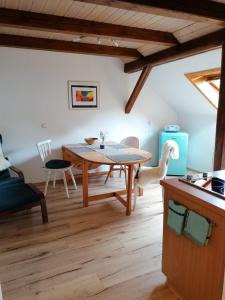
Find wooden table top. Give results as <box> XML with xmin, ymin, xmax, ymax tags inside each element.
<box><xmin>63</xmin><ymin>142</ymin><xmax>151</xmax><ymax>165</ymax></box>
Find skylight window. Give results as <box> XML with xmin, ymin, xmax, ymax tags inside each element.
<box><xmin>209</xmin><ymin>79</ymin><xmax>220</xmax><ymax>91</ymax></box>
<box><xmin>186</xmin><ymin>68</ymin><xmax>221</xmax><ymax>109</ymax></box>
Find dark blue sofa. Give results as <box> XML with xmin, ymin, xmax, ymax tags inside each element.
<box><xmin>0</xmin><ymin>135</ymin><xmax>48</xmax><ymax>223</ymax></box>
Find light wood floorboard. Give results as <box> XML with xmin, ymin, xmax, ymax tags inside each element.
<box><xmin>0</xmin><ymin>174</ymin><xmax>178</xmax><ymax>300</ymax></box>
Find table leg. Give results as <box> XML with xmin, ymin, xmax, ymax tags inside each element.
<box><xmin>82</xmin><ymin>160</ymin><xmax>89</xmax><ymax>207</ymax></box>
<box><xmin>139</xmin><ymin>187</ymin><xmax>144</xmax><ymax>196</ymax></box>
<box><xmin>126</xmin><ymin>164</ymin><xmax>134</xmax><ymax>216</ymax></box>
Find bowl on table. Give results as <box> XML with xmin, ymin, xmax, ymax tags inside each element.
<box><xmin>84</xmin><ymin>137</ymin><xmax>98</xmax><ymax>145</ymax></box>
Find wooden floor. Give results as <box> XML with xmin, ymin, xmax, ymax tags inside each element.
<box><xmin>0</xmin><ymin>174</ymin><xmax>179</xmax><ymax>300</ymax></box>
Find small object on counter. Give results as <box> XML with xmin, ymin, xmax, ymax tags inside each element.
<box><xmin>211</xmin><ymin>177</ymin><xmax>225</xmax><ymax>195</ymax></box>
<box><xmin>203</xmin><ymin>172</ymin><xmax>208</xmax><ymax>180</ymax></box>
<box><xmin>192</xmin><ymin>174</ymin><xmax>204</xmax><ymax>181</ymax></box>
<box><xmin>100</xmin><ymin>144</ymin><xmax>105</xmax><ymax>149</ymax></box>
<box><xmin>194</xmin><ymin>179</ymin><xmax>207</xmax><ymax>187</ymax></box>
<box><xmin>186</xmin><ymin>175</ymin><xmax>192</xmax><ymax>181</ymax></box>
<box><xmin>202</xmin><ymin>178</ymin><xmax>212</xmax><ymax>188</ymax></box>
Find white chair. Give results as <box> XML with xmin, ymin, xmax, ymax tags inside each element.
<box><xmin>133</xmin><ymin>140</ymin><xmax>179</xmax><ymax>209</ymax></box>
<box><xmin>104</xmin><ymin>136</ymin><xmax>140</xmax><ymax>184</ymax></box>
<box><xmin>37</xmin><ymin>140</ymin><xmax>77</xmax><ymax>198</ymax></box>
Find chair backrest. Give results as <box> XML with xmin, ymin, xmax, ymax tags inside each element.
<box><xmin>159</xmin><ymin>140</ymin><xmax>179</xmax><ymax>178</ymax></box>
<box><xmin>36</xmin><ymin>140</ymin><xmax>52</xmax><ymax>162</ymax></box>
<box><xmin>120</xmin><ymin>136</ymin><xmax>139</xmax><ymax>149</ymax></box>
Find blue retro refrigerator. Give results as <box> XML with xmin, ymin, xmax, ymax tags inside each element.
<box><xmin>159</xmin><ymin>131</ymin><xmax>188</xmax><ymax>176</ymax></box>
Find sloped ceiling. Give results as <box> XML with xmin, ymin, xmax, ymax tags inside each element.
<box><xmin>149</xmin><ymin>48</ymin><xmax>222</xmax><ymax>115</ymax></box>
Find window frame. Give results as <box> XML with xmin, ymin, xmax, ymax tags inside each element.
<box><xmin>185</xmin><ymin>68</ymin><xmax>221</xmax><ymax>110</ymax></box>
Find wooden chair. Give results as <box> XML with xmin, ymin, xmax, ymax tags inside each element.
<box><xmin>37</xmin><ymin>140</ymin><xmax>77</xmax><ymax>198</ymax></box>
<box><xmin>0</xmin><ymin>182</ymin><xmax>48</xmax><ymax>224</ymax></box>
<box><xmin>0</xmin><ymin>134</ymin><xmax>48</xmax><ymax>224</ymax></box>
<box><xmin>133</xmin><ymin>140</ymin><xmax>179</xmax><ymax>210</ymax></box>
<box><xmin>105</xmin><ymin>136</ymin><xmax>140</xmax><ymax>185</ymax></box>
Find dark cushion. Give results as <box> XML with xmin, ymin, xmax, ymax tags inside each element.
<box><xmin>45</xmin><ymin>159</ymin><xmax>71</xmax><ymax>169</ymax></box>
<box><xmin>0</xmin><ymin>177</ymin><xmax>24</xmax><ymax>189</ymax></box>
<box><xmin>0</xmin><ymin>169</ymin><xmax>10</xmax><ymax>181</ymax></box>
<box><xmin>0</xmin><ymin>183</ymin><xmax>40</xmax><ymax>211</ymax></box>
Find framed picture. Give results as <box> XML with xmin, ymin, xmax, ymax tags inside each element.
<box><xmin>68</xmin><ymin>81</ymin><xmax>100</xmax><ymax>109</ymax></box>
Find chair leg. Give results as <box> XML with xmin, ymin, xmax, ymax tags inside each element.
<box><xmin>119</xmin><ymin>165</ymin><xmax>123</xmax><ymax>178</ymax></box>
<box><xmin>40</xmin><ymin>197</ymin><xmax>48</xmax><ymax>223</ymax></box>
<box><xmin>53</xmin><ymin>172</ymin><xmax>57</xmax><ymax>188</ymax></box>
<box><xmin>133</xmin><ymin>180</ymin><xmax>138</xmax><ymax>210</ymax></box>
<box><xmin>44</xmin><ymin>171</ymin><xmax>51</xmax><ymax>196</ymax></box>
<box><xmin>105</xmin><ymin>165</ymin><xmax>114</xmax><ymax>184</ymax></box>
<box><xmin>124</xmin><ymin>167</ymin><xmax>128</xmax><ymax>189</ymax></box>
<box><xmin>69</xmin><ymin>168</ymin><xmax>77</xmax><ymax>190</ymax></box>
<box><xmin>63</xmin><ymin>171</ymin><xmax>69</xmax><ymax>198</ymax></box>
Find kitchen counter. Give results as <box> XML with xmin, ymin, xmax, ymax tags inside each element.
<box><xmin>160</xmin><ymin>176</ymin><xmax>225</xmax><ymax>300</ymax></box>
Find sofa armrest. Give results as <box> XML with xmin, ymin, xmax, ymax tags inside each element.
<box><xmin>9</xmin><ymin>165</ymin><xmax>24</xmax><ymax>180</ymax></box>
<box><xmin>27</xmin><ymin>183</ymin><xmax>44</xmax><ymax>198</ymax></box>
<box><xmin>27</xmin><ymin>183</ymin><xmax>48</xmax><ymax>223</ymax></box>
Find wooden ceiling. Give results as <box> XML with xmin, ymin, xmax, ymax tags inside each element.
<box><xmin>0</xmin><ymin>0</ymin><xmax>224</xmax><ymax>72</ymax></box>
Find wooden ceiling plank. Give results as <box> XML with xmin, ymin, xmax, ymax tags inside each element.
<box><xmin>124</xmin><ymin>28</ymin><xmax>225</xmax><ymax>73</ymax></box>
<box><xmin>122</xmin><ymin>11</ymin><xmax>146</xmax><ymax>27</ymax></box>
<box><xmin>84</xmin><ymin>5</ymin><xmax>106</xmax><ymax>21</ymax></box>
<box><xmin>108</xmin><ymin>8</ymin><xmax>130</xmax><ymax>24</ymax></box>
<box><xmin>77</xmin><ymin>0</ymin><xmax>225</xmax><ymax>25</ymax></box>
<box><xmin>0</xmin><ymin>8</ymin><xmax>178</xmax><ymax>45</ymax></box>
<box><xmin>53</xmin><ymin>1</ymin><xmax>74</xmax><ymax>17</ymax></box>
<box><xmin>0</xmin><ymin>33</ymin><xmax>142</xmax><ymax>58</ymax></box>
<box><xmin>125</xmin><ymin>65</ymin><xmax>152</xmax><ymax>113</ymax></box>
<box><xmin>30</xmin><ymin>0</ymin><xmax>49</xmax><ymax>14</ymax></box>
<box><xmin>174</xmin><ymin>22</ymin><xmax>222</xmax><ymax>40</ymax></box>
<box><xmin>214</xmin><ymin>43</ymin><xmax>225</xmax><ymax>170</ymax></box>
<box><xmin>112</xmin><ymin>9</ymin><xmax>135</xmax><ymax>25</ymax></box>
<box><xmin>41</xmin><ymin>0</ymin><xmax>63</xmax><ymax>15</ymax></box>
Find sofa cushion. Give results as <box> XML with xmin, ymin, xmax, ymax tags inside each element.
<box><xmin>0</xmin><ymin>177</ymin><xmax>24</xmax><ymax>189</ymax></box>
<box><xmin>45</xmin><ymin>159</ymin><xmax>71</xmax><ymax>169</ymax></box>
<box><xmin>0</xmin><ymin>169</ymin><xmax>10</xmax><ymax>181</ymax></box>
<box><xmin>0</xmin><ymin>183</ymin><xmax>40</xmax><ymax>211</ymax></box>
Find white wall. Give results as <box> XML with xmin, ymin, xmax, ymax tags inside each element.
<box><xmin>178</xmin><ymin>114</ymin><xmax>216</xmax><ymax>172</ymax></box>
<box><xmin>150</xmin><ymin>49</ymin><xmax>221</xmax><ymax>172</ymax></box>
<box><xmin>150</xmin><ymin>49</ymin><xmax>221</xmax><ymax>115</ymax></box>
<box><xmin>127</xmin><ymin>72</ymin><xmax>178</xmax><ymax>166</ymax></box>
<box><xmin>0</xmin><ymin>47</ymin><xmax>177</xmax><ymax>182</ymax></box>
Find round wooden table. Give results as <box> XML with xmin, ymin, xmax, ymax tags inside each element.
<box><xmin>62</xmin><ymin>143</ymin><xmax>151</xmax><ymax>215</ymax></box>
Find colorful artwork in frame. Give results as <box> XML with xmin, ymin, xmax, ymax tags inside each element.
<box><xmin>68</xmin><ymin>81</ymin><xmax>100</xmax><ymax>109</ymax></box>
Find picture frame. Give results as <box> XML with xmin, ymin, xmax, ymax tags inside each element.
<box><xmin>68</xmin><ymin>81</ymin><xmax>100</xmax><ymax>110</ymax></box>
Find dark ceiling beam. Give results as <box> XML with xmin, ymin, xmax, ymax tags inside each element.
<box><xmin>77</xmin><ymin>0</ymin><xmax>225</xmax><ymax>25</ymax></box>
<box><xmin>214</xmin><ymin>43</ymin><xmax>225</xmax><ymax>171</ymax></box>
<box><xmin>124</xmin><ymin>28</ymin><xmax>225</xmax><ymax>73</ymax></box>
<box><xmin>0</xmin><ymin>34</ymin><xmax>142</xmax><ymax>58</ymax></box>
<box><xmin>0</xmin><ymin>8</ymin><xmax>178</xmax><ymax>45</ymax></box>
<box><xmin>125</xmin><ymin>66</ymin><xmax>152</xmax><ymax>113</ymax></box>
